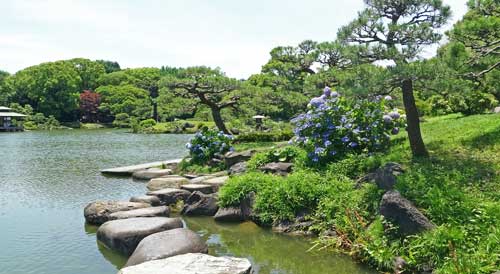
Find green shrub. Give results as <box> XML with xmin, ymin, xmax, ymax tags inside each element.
<box><xmin>23</xmin><ymin>121</ymin><xmax>37</xmax><ymax>130</ymax></box>
<box><xmin>246</xmin><ymin>146</ymin><xmax>306</xmax><ymax>170</ymax></box>
<box><xmin>236</xmin><ymin>129</ymin><xmax>294</xmax><ymax>142</ymax></box>
<box><xmin>451</xmin><ymin>91</ymin><xmax>498</xmax><ymax>116</ymax></box>
<box><xmin>112</xmin><ymin>113</ymin><xmax>130</xmax><ymax>128</ymax></box>
<box><xmin>139</xmin><ymin>118</ymin><xmax>156</xmax><ymax>128</ymax></box>
<box><xmin>218</xmin><ymin>172</ymin><xmax>275</xmax><ymax>208</ymax></box>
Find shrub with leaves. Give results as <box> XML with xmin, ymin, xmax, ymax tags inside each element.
<box><xmin>186</xmin><ymin>128</ymin><xmax>234</xmax><ymax>165</ymax></box>
<box><xmin>291</xmin><ymin>87</ymin><xmax>405</xmax><ymax>164</ymax></box>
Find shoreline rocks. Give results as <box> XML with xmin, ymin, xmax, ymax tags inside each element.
<box><xmin>181</xmin><ymin>191</ymin><xmax>219</xmax><ymax>216</ymax></box>
<box><xmin>96</xmin><ymin>217</ymin><xmax>183</xmax><ymax>256</ymax></box>
<box><xmin>181</xmin><ymin>184</ymin><xmax>214</xmax><ymax>194</ymax></box>
<box><xmin>147</xmin><ymin>176</ymin><xmax>190</xmax><ymax>191</ymax></box>
<box><xmin>125</xmin><ymin>228</ymin><xmax>208</xmax><ymax>267</ymax></box>
<box><xmin>132</xmin><ymin>168</ymin><xmax>172</xmax><ymax>180</ymax></box>
<box><xmin>120</xmin><ymin>253</ymin><xmax>252</xmax><ymax>274</ymax></box>
<box><xmin>108</xmin><ymin>206</ymin><xmax>170</xmax><ymax>220</ymax></box>
<box><xmin>147</xmin><ymin>188</ymin><xmax>191</xmax><ymax>206</ymax></box>
<box><xmin>84</xmin><ymin>201</ymin><xmax>151</xmax><ymax>225</ymax></box>
<box><xmin>130</xmin><ymin>196</ymin><xmax>161</xmax><ymax>206</ymax></box>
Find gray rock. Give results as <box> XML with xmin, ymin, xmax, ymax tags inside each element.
<box><xmin>229</xmin><ymin>162</ymin><xmax>247</xmax><ymax>175</ymax></box>
<box><xmin>96</xmin><ymin>217</ymin><xmax>183</xmax><ymax>256</ymax></box>
<box><xmin>494</xmin><ymin>106</ymin><xmax>500</xmax><ymax>113</ymax></box>
<box><xmin>260</xmin><ymin>162</ymin><xmax>293</xmax><ymax>175</ymax></box>
<box><xmin>203</xmin><ymin>176</ymin><xmax>229</xmax><ymax>192</ymax></box>
<box><xmin>181</xmin><ymin>184</ymin><xmax>214</xmax><ymax>194</ymax></box>
<box><xmin>147</xmin><ymin>176</ymin><xmax>189</xmax><ymax>191</ymax></box>
<box><xmin>84</xmin><ymin>201</ymin><xmax>150</xmax><ymax>225</ymax></box>
<box><xmin>224</xmin><ymin>150</ymin><xmax>254</xmax><ymax>167</ymax></box>
<box><xmin>130</xmin><ymin>195</ymin><xmax>161</xmax><ymax>206</ymax></box>
<box><xmin>240</xmin><ymin>192</ymin><xmax>256</xmax><ymax>221</ymax></box>
<box><xmin>214</xmin><ymin>207</ymin><xmax>244</xmax><ymax>222</ymax></box>
<box><xmin>147</xmin><ymin>188</ymin><xmax>191</xmax><ymax>206</ymax></box>
<box><xmin>393</xmin><ymin>256</ymin><xmax>407</xmax><ymax>274</ymax></box>
<box><xmin>272</xmin><ymin>220</ymin><xmax>314</xmax><ymax>235</ymax></box>
<box><xmin>181</xmin><ymin>191</ymin><xmax>219</xmax><ymax>216</ymax></box>
<box><xmin>120</xmin><ymin>253</ymin><xmax>252</xmax><ymax>274</ymax></box>
<box><xmin>380</xmin><ymin>190</ymin><xmax>435</xmax><ymax>235</ymax></box>
<box><xmin>108</xmin><ymin>206</ymin><xmax>170</xmax><ymax>220</ymax></box>
<box><xmin>125</xmin><ymin>228</ymin><xmax>208</xmax><ymax>267</ymax></box>
<box><xmin>189</xmin><ymin>175</ymin><xmax>215</xmax><ymax>184</ymax></box>
<box><xmin>132</xmin><ymin>168</ymin><xmax>172</xmax><ymax>180</ymax></box>
<box><xmin>357</xmin><ymin>162</ymin><xmax>403</xmax><ymax>191</ymax></box>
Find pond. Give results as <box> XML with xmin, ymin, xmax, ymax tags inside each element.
<box><xmin>0</xmin><ymin>130</ymin><xmax>375</xmax><ymax>274</ymax></box>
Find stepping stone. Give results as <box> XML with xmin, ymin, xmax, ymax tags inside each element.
<box><xmin>84</xmin><ymin>201</ymin><xmax>150</xmax><ymax>225</ymax></box>
<box><xmin>181</xmin><ymin>184</ymin><xmax>214</xmax><ymax>194</ymax></box>
<box><xmin>147</xmin><ymin>176</ymin><xmax>189</xmax><ymax>191</ymax></box>
<box><xmin>224</xmin><ymin>150</ymin><xmax>254</xmax><ymax>167</ymax></box>
<box><xmin>132</xmin><ymin>168</ymin><xmax>172</xmax><ymax>180</ymax></box>
<box><xmin>189</xmin><ymin>175</ymin><xmax>215</xmax><ymax>184</ymax></box>
<box><xmin>120</xmin><ymin>253</ymin><xmax>252</xmax><ymax>274</ymax></box>
<box><xmin>125</xmin><ymin>228</ymin><xmax>208</xmax><ymax>267</ymax></box>
<box><xmin>108</xmin><ymin>206</ymin><xmax>170</xmax><ymax>220</ymax></box>
<box><xmin>130</xmin><ymin>195</ymin><xmax>161</xmax><ymax>206</ymax></box>
<box><xmin>181</xmin><ymin>191</ymin><xmax>219</xmax><ymax>216</ymax></box>
<box><xmin>214</xmin><ymin>207</ymin><xmax>244</xmax><ymax>222</ymax></box>
<box><xmin>147</xmin><ymin>188</ymin><xmax>191</xmax><ymax>205</ymax></box>
<box><xmin>203</xmin><ymin>176</ymin><xmax>229</xmax><ymax>192</ymax></box>
<box><xmin>96</xmin><ymin>217</ymin><xmax>183</xmax><ymax>256</ymax></box>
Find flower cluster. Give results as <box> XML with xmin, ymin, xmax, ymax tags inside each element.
<box><xmin>291</xmin><ymin>87</ymin><xmax>405</xmax><ymax>164</ymax></box>
<box><xmin>186</xmin><ymin>128</ymin><xmax>234</xmax><ymax>164</ymax></box>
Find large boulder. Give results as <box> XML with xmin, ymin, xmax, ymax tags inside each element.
<box><xmin>214</xmin><ymin>207</ymin><xmax>244</xmax><ymax>222</ymax></box>
<box><xmin>120</xmin><ymin>253</ymin><xmax>252</xmax><ymax>274</ymax></box>
<box><xmin>147</xmin><ymin>176</ymin><xmax>189</xmax><ymax>191</ymax></box>
<box><xmin>147</xmin><ymin>188</ymin><xmax>191</xmax><ymax>205</ymax></box>
<box><xmin>224</xmin><ymin>150</ymin><xmax>254</xmax><ymax>167</ymax></box>
<box><xmin>181</xmin><ymin>191</ymin><xmax>219</xmax><ymax>216</ymax></box>
<box><xmin>181</xmin><ymin>184</ymin><xmax>214</xmax><ymax>194</ymax></box>
<box><xmin>130</xmin><ymin>195</ymin><xmax>161</xmax><ymax>206</ymax></box>
<box><xmin>125</xmin><ymin>228</ymin><xmax>208</xmax><ymax>267</ymax></box>
<box><xmin>96</xmin><ymin>217</ymin><xmax>183</xmax><ymax>256</ymax></box>
<box><xmin>132</xmin><ymin>168</ymin><xmax>172</xmax><ymax>180</ymax></box>
<box><xmin>260</xmin><ymin>162</ymin><xmax>293</xmax><ymax>175</ymax></box>
<box><xmin>84</xmin><ymin>201</ymin><xmax>150</xmax><ymax>225</ymax></box>
<box><xmin>380</xmin><ymin>191</ymin><xmax>435</xmax><ymax>235</ymax></box>
<box><xmin>108</xmin><ymin>206</ymin><xmax>170</xmax><ymax>220</ymax></box>
<box><xmin>203</xmin><ymin>176</ymin><xmax>229</xmax><ymax>192</ymax></box>
<box><xmin>229</xmin><ymin>162</ymin><xmax>247</xmax><ymax>175</ymax></box>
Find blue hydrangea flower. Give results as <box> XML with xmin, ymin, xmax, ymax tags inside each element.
<box><xmin>391</xmin><ymin>127</ymin><xmax>400</xmax><ymax>135</ymax></box>
<box><xmin>389</xmin><ymin>111</ymin><xmax>400</xmax><ymax>119</ymax></box>
<box><xmin>349</xmin><ymin>142</ymin><xmax>358</xmax><ymax>148</ymax></box>
<box><xmin>384</xmin><ymin>95</ymin><xmax>393</xmax><ymax>101</ymax></box>
<box><xmin>341</xmin><ymin>136</ymin><xmax>350</xmax><ymax>143</ymax></box>
<box><xmin>383</xmin><ymin>115</ymin><xmax>393</xmax><ymax>123</ymax></box>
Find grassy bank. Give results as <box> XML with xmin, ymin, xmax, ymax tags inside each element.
<box><xmin>219</xmin><ymin>113</ymin><xmax>500</xmax><ymax>273</ymax></box>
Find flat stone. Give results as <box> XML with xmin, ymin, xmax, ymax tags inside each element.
<box><xmin>147</xmin><ymin>188</ymin><xmax>191</xmax><ymax>205</ymax></box>
<box><xmin>125</xmin><ymin>228</ymin><xmax>208</xmax><ymax>267</ymax></box>
<box><xmin>181</xmin><ymin>191</ymin><xmax>219</xmax><ymax>216</ymax></box>
<box><xmin>120</xmin><ymin>253</ymin><xmax>252</xmax><ymax>274</ymax></box>
<box><xmin>108</xmin><ymin>206</ymin><xmax>170</xmax><ymax>220</ymax></box>
<box><xmin>130</xmin><ymin>196</ymin><xmax>161</xmax><ymax>206</ymax></box>
<box><xmin>132</xmin><ymin>168</ymin><xmax>172</xmax><ymax>180</ymax></box>
<box><xmin>229</xmin><ymin>162</ymin><xmax>247</xmax><ymax>175</ymax></box>
<box><xmin>214</xmin><ymin>207</ymin><xmax>244</xmax><ymax>222</ymax></box>
<box><xmin>260</xmin><ymin>162</ymin><xmax>293</xmax><ymax>175</ymax></box>
<box><xmin>147</xmin><ymin>176</ymin><xmax>189</xmax><ymax>191</ymax></box>
<box><xmin>181</xmin><ymin>184</ymin><xmax>214</xmax><ymax>194</ymax></box>
<box><xmin>224</xmin><ymin>150</ymin><xmax>254</xmax><ymax>167</ymax></box>
<box><xmin>202</xmin><ymin>176</ymin><xmax>229</xmax><ymax>192</ymax></box>
<box><xmin>84</xmin><ymin>201</ymin><xmax>151</xmax><ymax>225</ymax></box>
<box><xmin>380</xmin><ymin>190</ymin><xmax>435</xmax><ymax>236</ymax></box>
<box><xmin>100</xmin><ymin>159</ymin><xmax>182</xmax><ymax>176</ymax></box>
<box><xmin>189</xmin><ymin>175</ymin><xmax>215</xmax><ymax>184</ymax></box>
<box><xmin>96</xmin><ymin>217</ymin><xmax>183</xmax><ymax>256</ymax></box>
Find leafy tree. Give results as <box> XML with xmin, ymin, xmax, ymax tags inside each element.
<box><xmin>79</xmin><ymin>90</ymin><xmax>101</xmax><ymax>123</ymax></box>
<box><xmin>96</xmin><ymin>60</ymin><xmax>121</xmax><ymax>73</ymax></box>
<box><xmin>68</xmin><ymin>58</ymin><xmax>106</xmax><ymax>91</ymax></box>
<box><xmin>0</xmin><ymin>70</ymin><xmax>11</xmax><ymax>105</ymax></box>
<box><xmin>161</xmin><ymin>67</ymin><xmax>240</xmax><ymax>134</ymax></box>
<box><xmin>338</xmin><ymin>0</ymin><xmax>451</xmax><ymax>157</ymax></box>
<box><xmin>95</xmin><ymin>84</ymin><xmax>150</xmax><ymax>121</ymax></box>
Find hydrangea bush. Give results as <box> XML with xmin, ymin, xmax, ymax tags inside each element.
<box><xmin>186</xmin><ymin>128</ymin><xmax>234</xmax><ymax>164</ymax></box>
<box><xmin>291</xmin><ymin>87</ymin><xmax>405</xmax><ymax>164</ymax></box>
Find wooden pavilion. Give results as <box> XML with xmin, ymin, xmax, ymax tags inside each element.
<box><xmin>0</xmin><ymin>106</ymin><xmax>27</xmax><ymax>132</ymax></box>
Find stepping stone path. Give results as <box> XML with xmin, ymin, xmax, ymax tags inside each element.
<box><xmin>147</xmin><ymin>176</ymin><xmax>189</xmax><ymax>191</ymax></box>
<box><xmin>108</xmin><ymin>206</ymin><xmax>170</xmax><ymax>220</ymax></box>
<box><xmin>202</xmin><ymin>176</ymin><xmax>229</xmax><ymax>192</ymax></box>
<box><xmin>125</xmin><ymin>228</ymin><xmax>208</xmax><ymax>267</ymax></box>
<box><xmin>120</xmin><ymin>253</ymin><xmax>252</xmax><ymax>274</ymax></box>
<box><xmin>181</xmin><ymin>184</ymin><xmax>214</xmax><ymax>194</ymax></box>
<box><xmin>84</xmin><ymin>201</ymin><xmax>151</xmax><ymax>225</ymax></box>
<box><xmin>97</xmin><ymin>217</ymin><xmax>183</xmax><ymax>256</ymax></box>
<box><xmin>189</xmin><ymin>175</ymin><xmax>215</xmax><ymax>184</ymax></box>
<box><xmin>181</xmin><ymin>191</ymin><xmax>219</xmax><ymax>216</ymax></box>
<box><xmin>130</xmin><ymin>195</ymin><xmax>161</xmax><ymax>206</ymax></box>
<box><xmin>147</xmin><ymin>188</ymin><xmax>191</xmax><ymax>205</ymax></box>
<box><xmin>132</xmin><ymin>168</ymin><xmax>172</xmax><ymax>180</ymax></box>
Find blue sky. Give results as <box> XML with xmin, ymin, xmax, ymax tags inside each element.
<box><xmin>1</xmin><ymin>0</ymin><xmax>468</xmax><ymax>78</ymax></box>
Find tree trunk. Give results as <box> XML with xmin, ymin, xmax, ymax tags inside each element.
<box><xmin>152</xmin><ymin>101</ymin><xmax>158</xmax><ymax>122</ymax></box>
<box><xmin>402</xmin><ymin>79</ymin><xmax>429</xmax><ymax>157</ymax></box>
<box><xmin>210</xmin><ymin>107</ymin><xmax>230</xmax><ymax>134</ymax></box>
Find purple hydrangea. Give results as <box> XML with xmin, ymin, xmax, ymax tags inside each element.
<box><xmin>389</xmin><ymin>111</ymin><xmax>400</xmax><ymax>119</ymax></box>
<box><xmin>309</xmin><ymin>97</ymin><xmax>325</xmax><ymax>108</ymax></box>
<box><xmin>384</xmin><ymin>95</ymin><xmax>393</xmax><ymax>101</ymax></box>
<box><xmin>391</xmin><ymin>127</ymin><xmax>400</xmax><ymax>135</ymax></box>
<box><xmin>383</xmin><ymin>115</ymin><xmax>393</xmax><ymax>123</ymax></box>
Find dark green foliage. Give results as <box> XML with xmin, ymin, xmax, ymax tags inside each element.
<box><xmin>246</xmin><ymin>146</ymin><xmax>305</xmax><ymax>170</ymax></box>
<box><xmin>112</xmin><ymin>113</ymin><xmax>131</xmax><ymax>128</ymax></box>
<box><xmin>235</xmin><ymin>130</ymin><xmax>293</xmax><ymax>143</ymax></box>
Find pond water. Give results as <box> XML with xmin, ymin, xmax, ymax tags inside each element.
<box><xmin>0</xmin><ymin>130</ymin><xmax>375</xmax><ymax>274</ymax></box>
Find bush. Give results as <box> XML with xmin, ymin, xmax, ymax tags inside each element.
<box><xmin>451</xmin><ymin>91</ymin><xmax>498</xmax><ymax>116</ymax></box>
<box><xmin>246</xmin><ymin>146</ymin><xmax>306</xmax><ymax>170</ymax></box>
<box><xmin>235</xmin><ymin>129</ymin><xmax>293</xmax><ymax>142</ymax></box>
<box><xmin>218</xmin><ymin>172</ymin><xmax>275</xmax><ymax>208</ymax></box>
<box><xmin>23</xmin><ymin>121</ymin><xmax>37</xmax><ymax>130</ymax></box>
<box><xmin>186</xmin><ymin>128</ymin><xmax>234</xmax><ymax>165</ymax></box>
<box><xmin>292</xmin><ymin>89</ymin><xmax>405</xmax><ymax>164</ymax></box>
<box><xmin>139</xmin><ymin>118</ymin><xmax>156</xmax><ymax>128</ymax></box>
<box><xmin>112</xmin><ymin>113</ymin><xmax>130</xmax><ymax>128</ymax></box>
